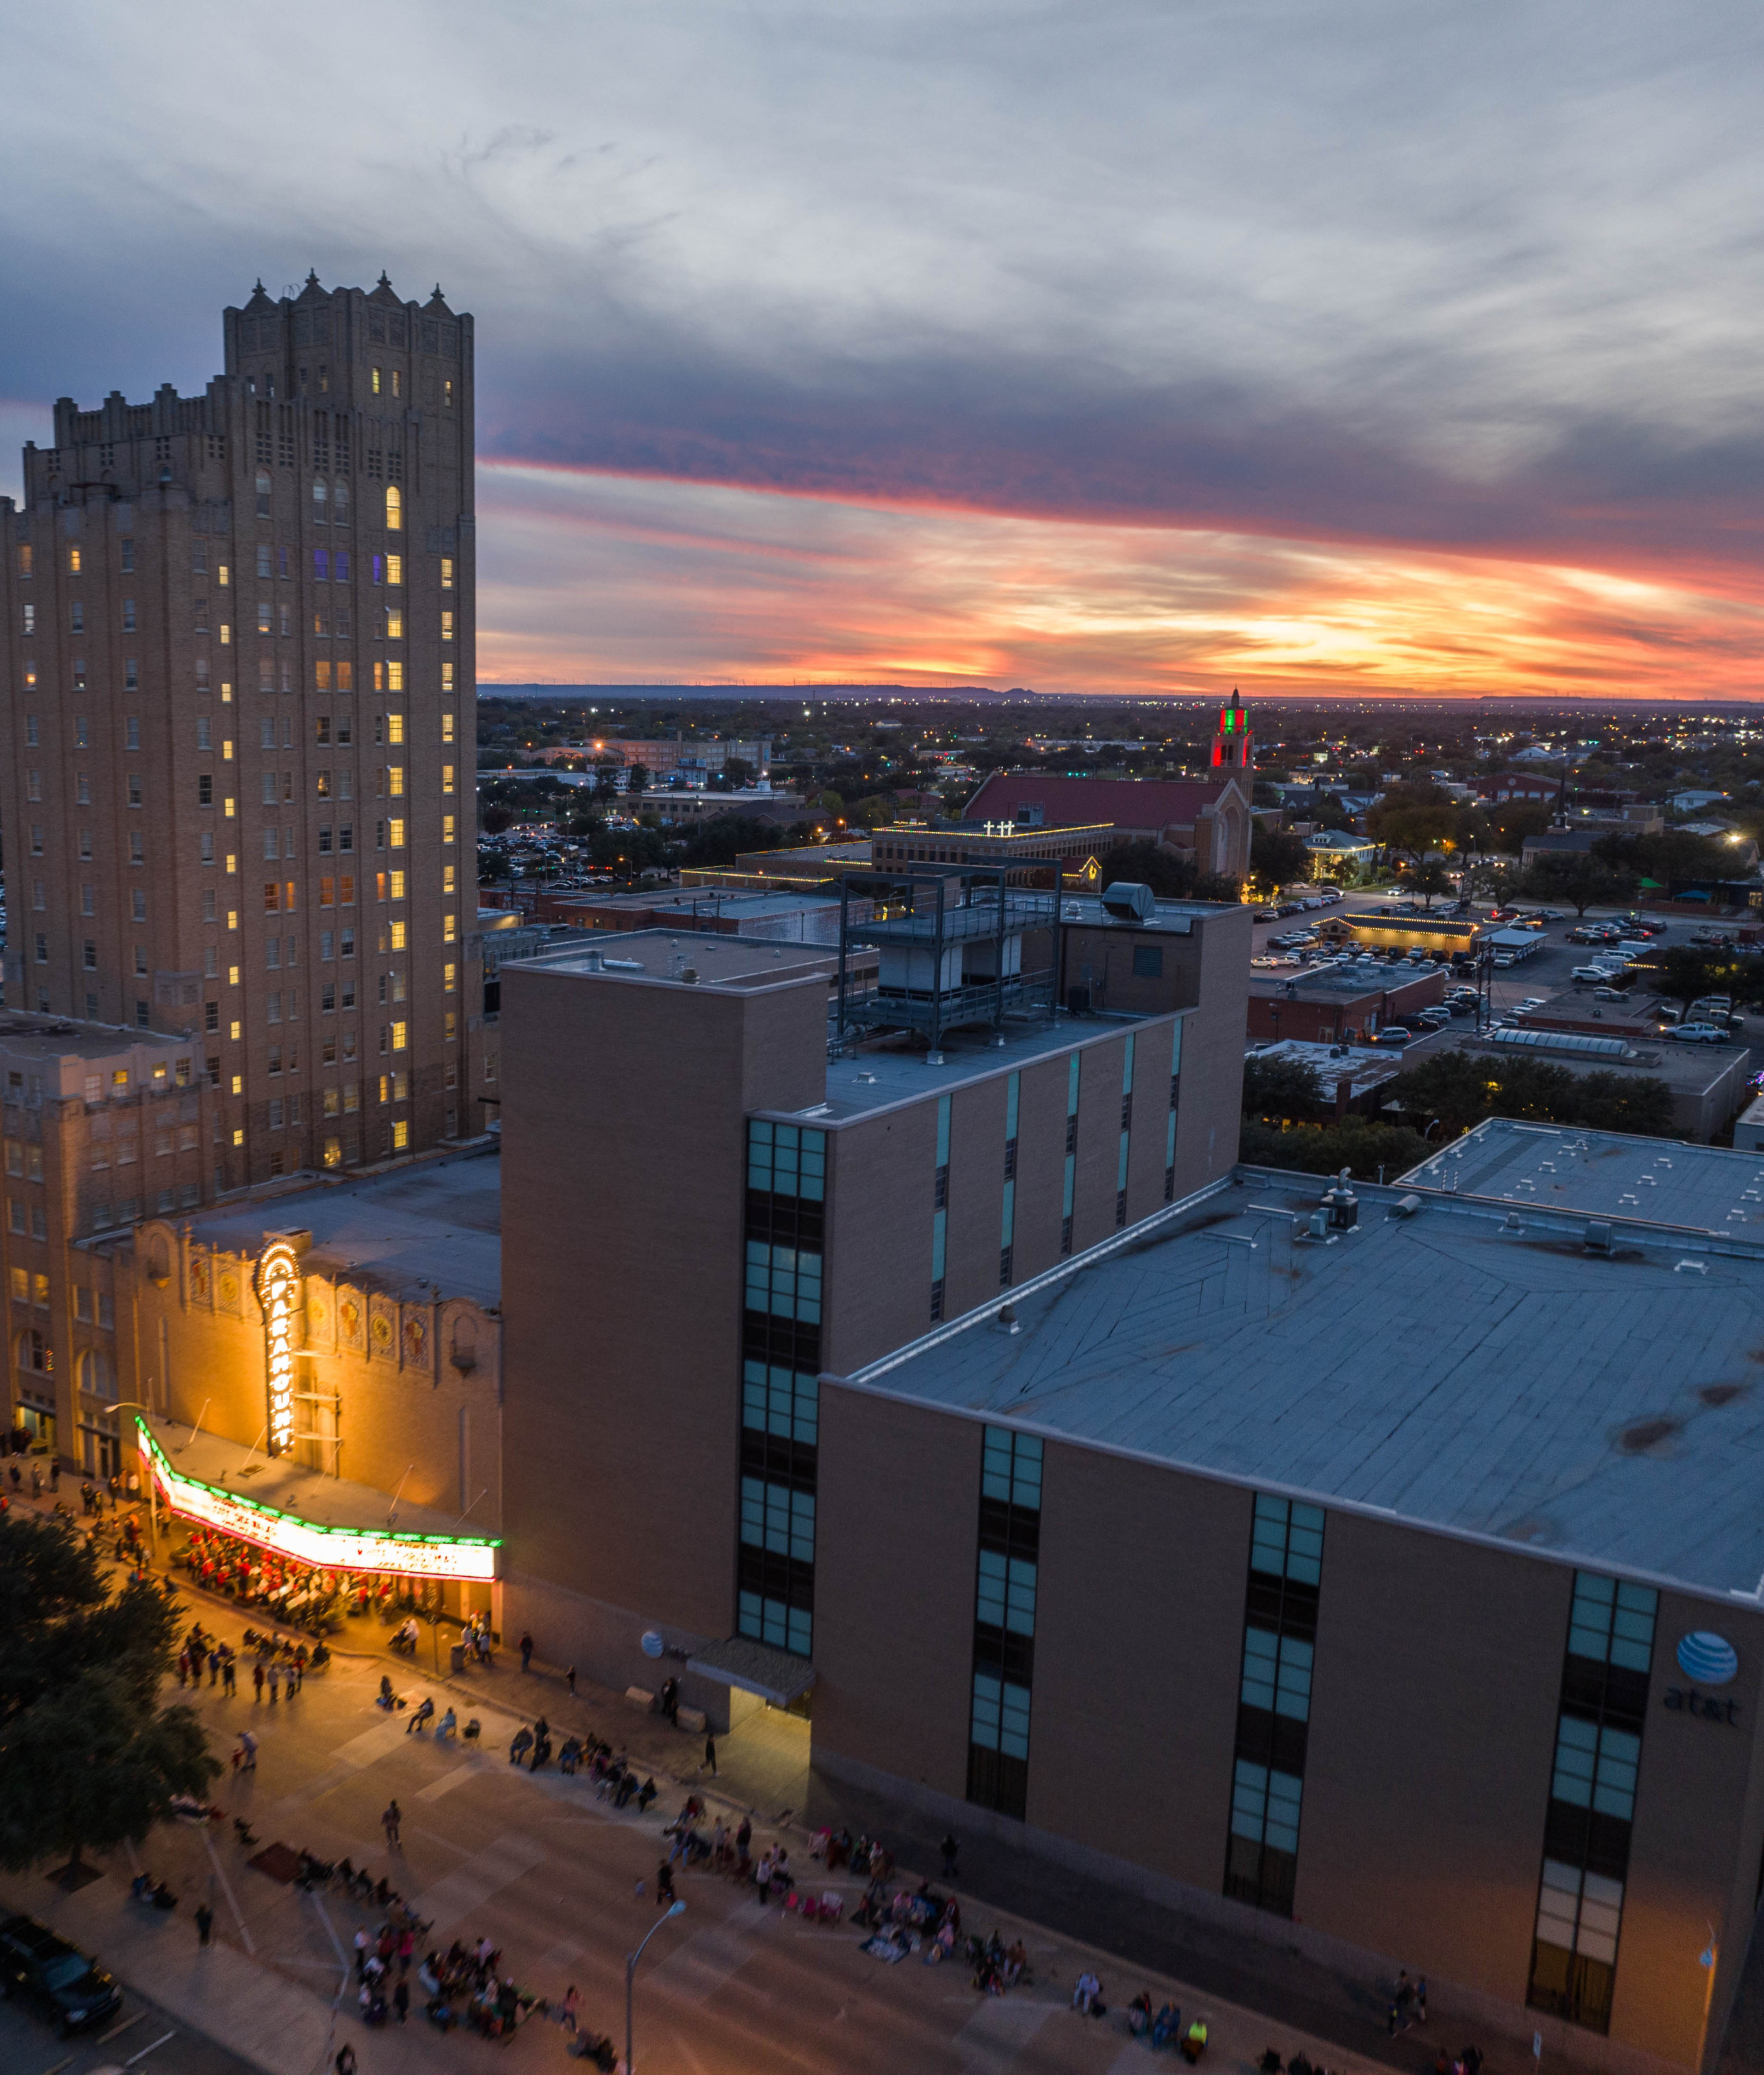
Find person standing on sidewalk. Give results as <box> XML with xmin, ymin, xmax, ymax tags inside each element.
<box><xmin>268</xmin><ymin>1661</ymin><xmax>280</xmax><ymax>1704</ymax></box>
<box><xmin>222</xmin><ymin>1655</ymin><xmax>237</xmax><ymax>1696</ymax></box>
<box><xmin>566</xmin><ymin>1665</ymin><xmax>576</xmax><ymax>1696</ymax></box>
<box><xmin>239</xmin><ymin>1728</ymin><xmax>258</xmax><ymax>1772</ymax></box>
<box><xmin>656</xmin><ymin>1859</ymin><xmax>676</xmax><ymax>1907</ymax></box>
<box><xmin>520</xmin><ymin>1631</ymin><xmax>534</xmax><ymax>1673</ymax></box>
<box><xmin>383</xmin><ymin>1801</ymin><xmax>402</xmax><ymax>1849</ymax></box>
<box><xmin>252</xmin><ymin>1661</ymin><xmax>265</xmax><ymax>1703</ymax></box>
<box><xmin>700</xmin><ymin>1732</ymin><xmax>717</xmax><ymax>1777</ymax></box>
<box><xmin>940</xmin><ymin>1832</ymin><xmax>960</xmax><ymax>1879</ymax></box>
<box><xmin>194</xmin><ymin>1902</ymin><xmax>214</xmax><ymax>1948</ymax></box>
<box><xmin>394</xmin><ymin>1976</ymin><xmax>410</xmax><ymax>2023</ymax></box>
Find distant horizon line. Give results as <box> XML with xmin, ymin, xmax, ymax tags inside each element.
<box><xmin>475</xmin><ymin>681</ymin><xmax>1764</xmax><ymax>710</ymax></box>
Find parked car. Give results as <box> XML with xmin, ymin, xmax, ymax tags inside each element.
<box><xmin>1668</xmin><ymin>1023</ymin><xmax>1732</xmax><ymax>1044</ymax></box>
<box><xmin>1591</xmin><ymin>986</ymin><xmax>1630</xmax><ymax>1000</ymax></box>
<box><xmin>1314</xmin><ymin>888</ymin><xmax>1344</xmax><ymax>905</ymax></box>
<box><xmin>1536</xmin><ymin>909</ymin><xmax>1567</xmax><ymax>921</ymax></box>
<box><xmin>0</xmin><ymin>1915</ymin><xmax>123</xmax><ymax>2033</ymax></box>
<box><xmin>1573</xmin><ymin>964</ymin><xmax>1621</xmax><ymax>982</ymax></box>
<box><xmin>1415</xmin><ymin>1007</ymin><xmax>1451</xmax><ymax>1029</ymax></box>
<box><xmin>1255</xmin><ymin>908</ymin><xmax>1281</xmax><ymax>922</ymax></box>
<box><xmin>1372</xmin><ymin>1026</ymin><xmax>1413</xmax><ymax>1047</ymax></box>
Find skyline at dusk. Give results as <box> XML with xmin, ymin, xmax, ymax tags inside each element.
<box><xmin>5</xmin><ymin>2</ymin><xmax>1762</xmax><ymax>698</ymax></box>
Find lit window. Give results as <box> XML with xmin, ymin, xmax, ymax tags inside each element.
<box><xmin>229</xmin><ymin>1023</ymin><xmax>242</xmax><ymax>1044</ymax></box>
<box><xmin>443</xmin><ymin>914</ymin><xmax>456</xmax><ymax>944</ymax></box>
<box><xmin>323</xmin><ymin>1137</ymin><xmax>342</xmax><ymax>1168</ymax></box>
<box><xmin>388</xmin><ymin>765</ymin><xmax>405</xmax><ymax>797</ymax></box>
<box><xmin>371</xmin><ymin>366</ymin><xmax>382</xmax><ymax>394</ymax></box>
<box><xmin>442</xmin><ymin>816</ymin><xmax>456</xmax><ymax>844</ymax></box>
<box><xmin>441</xmin><ymin>558</ymin><xmax>454</xmax><ymax>588</ymax></box>
<box><xmin>385</xmin><ymin>485</ymin><xmax>402</xmax><ymax>531</ymax></box>
<box><xmin>387</xmin><ymin>713</ymin><xmax>405</xmax><ymax>745</ymax></box>
<box><xmin>389</xmin><ymin>920</ymin><xmax>407</xmax><ymax>950</ymax></box>
<box><xmin>442</xmin><ymin>713</ymin><xmax>455</xmax><ymax>743</ymax></box>
<box><xmin>387</xmin><ymin>661</ymin><xmax>403</xmax><ymax>692</ymax></box>
<box><xmin>232</xmin><ymin>1128</ymin><xmax>244</xmax><ymax>1147</ymax></box>
<box><xmin>386</xmin><ymin>554</ymin><xmax>403</xmax><ymax>587</ymax></box>
<box><xmin>391</xmin><ymin>1021</ymin><xmax>407</xmax><ymax>1052</ymax></box>
<box><xmin>390</xmin><ymin>871</ymin><xmax>406</xmax><ymax>899</ymax></box>
<box><xmin>230</xmin><ymin>1074</ymin><xmax>243</xmax><ymax>1095</ymax></box>
<box><xmin>444</xmin><ymin>963</ymin><xmax>456</xmax><ymax>993</ymax></box>
<box><xmin>385</xmin><ymin>609</ymin><xmax>404</xmax><ymax>641</ymax></box>
<box><xmin>389</xmin><ymin>819</ymin><xmax>406</xmax><ymax>849</ymax></box>
<box><xmin>68</xmin><ymin>546</ymin><xmax>82</xmax><ymax>574</ymax></box>
<box><xmin>392</xmin><ymin>1120</ymin><xmax>409</xmax><ymax>1150</ymax></box>
<box><xmin>441</xmin><ymin>611</ymin><xmax>454</xmax><ymax>641</ymax></box>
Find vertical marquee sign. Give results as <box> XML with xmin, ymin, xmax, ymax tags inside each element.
<box><xmin>255</xmin><ymin>1239</ymin><xmax>301</xmax><ymax>1457</ymax></box>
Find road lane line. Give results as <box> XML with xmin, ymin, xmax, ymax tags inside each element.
<box><xmin>97</xmin><ymin>2011</ymin><xmax>147</xmax><ymax>2045</ymax></box>
<box><xmin>124</xmin><ymin>2031</ymin><xmax>177</xmax><ymax>2064</ymax></box>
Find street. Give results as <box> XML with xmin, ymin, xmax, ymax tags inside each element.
<box><xmin>0</xmin><ymin>1541</ymin><xmax>1415</xmax><ymax>2075</ymax></box>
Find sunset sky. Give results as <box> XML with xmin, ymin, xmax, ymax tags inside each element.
<box><xmin>4</xmin><ymin>2</ymin><xmax>1762</xmax><ymax>698</ymax></box>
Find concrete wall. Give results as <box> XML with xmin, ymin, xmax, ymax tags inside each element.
<box><xmin>497</xmin><ymin>962</ymin><xmax>824</xmax><ymax>1692</ymax></box>
<box><xmin>811</xmin><ymin>1386</ymin><xmax>981</xmax><ymax>1797</ymax></box>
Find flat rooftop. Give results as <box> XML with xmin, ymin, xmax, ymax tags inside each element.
<box><xmin>1402</xmin><ymin>1117</ymin><xmax>1764</xmax><ymax>1233</ymax></box>
<box><xmin>1394</xmin><ymin>1025</ymin><xmax>1750</xmax><ymax>1094</ymax></box>
<box><xmin>175</xmin><ymin>1147</ymin><xmax>502</xmax><ymax>1306</ymax></box>
<box><xmin>526</xmin><ymin>929</ymin><xmax>849</xmax><ymax>990</ymax></box>
<box><xmin>843</xmin><ymin>1163</ymin><xmax>1764</xmax><ymax>1601</ymax></box>
<box><xmin>0</xmin><ymin>1014</ymin><xmax>194</xmax><ymax>1065</ymax></box>
<box><xmin>809</xmin><ymin>1009</ymin><xmax>1175</xmax><ymax>1123</ymax></box>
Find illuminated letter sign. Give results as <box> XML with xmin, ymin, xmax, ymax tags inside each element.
<box><xmin>255</xmin><ymin>1239</ymin><xmax>301</xmax><ymax>1457</ymax></box>
<box><xmin>138</xmin><ymin>1422</ymin><xmax>499</xmax><ymax>1581</ymax></box>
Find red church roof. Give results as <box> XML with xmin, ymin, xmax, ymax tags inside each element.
<box><xmin>962</xmin><ymin>772</ymin><xmax>1240</xmax><ymax>833</ymax></box>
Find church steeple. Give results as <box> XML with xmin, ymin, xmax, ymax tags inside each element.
<box><xmin>1210</xmin><ymin>688</ymin><xmax>1252</xmax><ymax>773</ymax></box>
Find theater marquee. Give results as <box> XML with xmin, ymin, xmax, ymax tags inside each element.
<box><xmin>137</xmin><ymin>1422</ymin><xmax>500</xmax><ymax>1581</ymax></box>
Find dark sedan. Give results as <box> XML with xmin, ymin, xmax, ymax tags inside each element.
<box><xmin>0</xmin><ymin>1914</ymin><xmax>123</xmax><ymax>2032</ymax></box>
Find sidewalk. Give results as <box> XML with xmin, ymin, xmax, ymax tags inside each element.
<box><xmin>16</xmin><ymin>1496</ymin><xmax>1762</xmax><ymax>2075</ymax></box>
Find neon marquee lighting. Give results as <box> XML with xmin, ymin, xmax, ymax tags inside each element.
<box><xmin>255</xmin><ymin>1239</ymin><xmax>301</xmax><ymax>1458</ymax></box>
<box><xmin>138</xmin><ymin>1422</ymin><xmax>500</xmax><ymax>1582</ymax></box>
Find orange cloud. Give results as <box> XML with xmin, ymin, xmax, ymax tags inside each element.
<box><xmin>475</xmin><ymin>464</ymin><xmax>1764</xmax><ymax>700</ymax></box>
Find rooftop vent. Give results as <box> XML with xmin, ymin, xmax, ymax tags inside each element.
<box><xmin>1584</xmin><ymin>1219</ymin><xmax>1613</xmax><ymax>1255</ymax></box>
<box><xmin>1100</xmin><ymin>881</ymin><xmax>1155</xmax><ymax>923</ymax></box>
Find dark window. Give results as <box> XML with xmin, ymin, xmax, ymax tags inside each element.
<box><xmin>198</xmin><ymin>775</ymin><xmax>213</xmax><ymax>806</ymax></box>
<box><xmin>1132</xmin><ymin>945</ymin><xmax>1163</xmax><ymax>978</ymax></box>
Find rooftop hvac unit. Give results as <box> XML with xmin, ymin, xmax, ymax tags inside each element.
<box><xmin>1100</xmin><ymin>881</ymin><xmax>1156</xmax><ymax>923</ymax></box>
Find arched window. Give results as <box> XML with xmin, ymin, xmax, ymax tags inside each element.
<box><xmin>313</xmin><ymin>480</ymin><xmax>328</xmax><ymax>521</ymax></box>
<box><xmin>14</xmin><ymin>1329</ymin><xmax>50</xmax><ymax>1375</ymax></box>
<box><xmin>255</xmin><ymin>470</ymin><xmax>271</xmax><ymax>519</ymax></box>
<box><xmin>333</xmin><ymin>480</ymin><xmax>349</xmax><ymax>523</ymax></box>
<box><xmin>77</xmin><ymin>1349</ymin><xmax>115</xmax><ymax>1399</ymax></box>
<box><xmin>385</xmin><ymin>485</ymin><xmax>402</xmax><ymax>533</ymax></box>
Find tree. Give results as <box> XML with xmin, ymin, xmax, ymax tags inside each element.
<box><xmin>0</xmin><ymin>1513</ymin><xmax>217</xmax><ymax>1877</ymax></box>
<box><xmin>1242</xmin><ymin>1053</ymin><xmax>1324</xmax><ymax>1120</ymax></box>
<box><xmin>1593</xmin><ymin>828</ymin><xmax>1730</xmax><ymax>895</ymax></box>
<box><xmin>1405</xmin><ymin>854</ymin><xmax>1454</xmax><ymax>909</ymax></box>
<box><xmin>1638</xmin><ymin>946</ymin><xmax>1745</xmax><ymax>1020</ymax></box>
<box><xmin>626</xmin><ymin>762</ymin><xmax>650</xmax><ymax>795</ymax></box>
<box><xmin>1526</xmin><ymin>851</ymin><xmax>1632</xmax><ymax>916</ymax></box>
<box><xmin>1250</xmin><ymin>825</ymin><xmax>1310</xmax><ymax>894</ymax></box>
<box><xmin>1095</xmin><ymin>840</ymin><xmax>1200</xmax><ymax>901</ymax></box>
<box><xmin>480</xmin><ymin>802</ymin><xmax>513</xmax><ymax>836</ymax></box>
<box><xmin>1238</xmin><ymin>1117</ymin><xmax>1432</xmax><ymax>1181</ymax></box>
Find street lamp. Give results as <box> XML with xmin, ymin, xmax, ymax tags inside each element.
<box><xmin>627</xmin><ymin>1899</ymin><xmax>685</xmax><ymax>2075</ymax></box>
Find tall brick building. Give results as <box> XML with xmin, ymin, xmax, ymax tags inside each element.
<box><xmin>0</xmin><ymin>273</ymin><xmax>475</xmax><ymax>1189</ymax></box>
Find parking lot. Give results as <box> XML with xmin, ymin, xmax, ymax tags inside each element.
<box><xmin>1250</xmin><ymin>889</ymin><xmax>1753</xmax><ymax>1044</ymax></box>
<box><xmin>0</xmin><ymin>1980</ymin><xmax>254</xmax><ymax>2075</ymax></box>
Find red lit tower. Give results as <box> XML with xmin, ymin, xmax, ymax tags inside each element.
<box><xmin>1210</xmin><ymin>688</ymin><xmax>1252</xmax><ymax>772</ymax></box>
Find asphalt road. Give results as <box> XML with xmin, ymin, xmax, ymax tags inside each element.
<box><xmin>0</xmin><ymin>1584</ymin><xmax>1418</xmax><ymax>2075</ymax></box>
<box><xmin>0</xmin><ymin>1981</ymin><xmax>257</xmax><ymax>2075</ymax></box>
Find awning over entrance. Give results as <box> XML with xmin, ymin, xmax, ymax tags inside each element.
<box><xmin>137</xmin><ymin>1417</ymin><xmax>501</xmax><ymax>1582</ymax></box>
<box><xmin>685</xmin><ymin>1635</ymin><xmax>816</xmax><ymax>1706</ymax></box>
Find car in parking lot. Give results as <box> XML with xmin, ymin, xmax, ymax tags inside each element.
<box><xmin>1572</xmin><ymin>964</ymin><xmax>1622</xmax><ymax>982</ymax></box>
<box><xmin>1254</xmin><ymin>908</ymin><xmax>1281</xmax><ymax>922</ymax></box>
<box><xmin>1668</xmin><ymin>1023</ymin><xmax>1733</xmax><ymax>1045</ymax></box>
<box><xmin>1592</xmin><ymin>985</ymin><xmax>1630</xmax><ymax>1000</ymax></box>
<box><xmin>0</xmin><ymin>1915</ymin><xmax>123</xmax><ymax>2032</ymax></box>
<box><xmin>1371</xmin><ymin>1026</ymin><xmax>1413</xmax><ymax>1047</ymax></box>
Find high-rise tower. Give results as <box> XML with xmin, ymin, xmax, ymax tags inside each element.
<box><xmin>1209</xmin><ymin>687</ymin><xmax>1252</xmax><ymax>772</ymax></box>
<box><xmin>0</xmin><ymin>274</ymin><xmax>476</xmax><ymax>1189</ymax></box>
